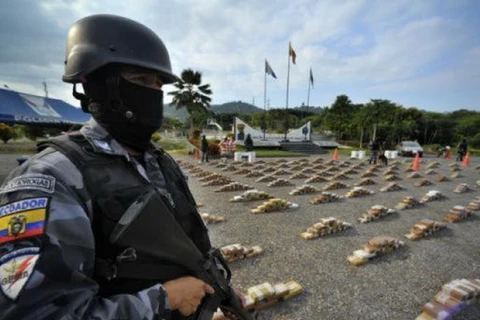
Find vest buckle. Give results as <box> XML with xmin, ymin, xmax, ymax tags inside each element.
<box><xmin>116</xmin><ymin>247</ymin><xmax>137</xmax><ymax>263</ymax></box>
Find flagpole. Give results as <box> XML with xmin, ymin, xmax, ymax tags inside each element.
<box><xmin>263</xmin><ymin>60</ymin><xmax>267</xmax><ymax>140</ymax></box>
<box><xmin>307</xmin><ymin>76</ymin><xmax>311</xmax><ymax>107</ymax></box>
<box><xmin>284</xmin><ymin>50</ymin><xmax>291</xmax><ymax>141</ymax></box>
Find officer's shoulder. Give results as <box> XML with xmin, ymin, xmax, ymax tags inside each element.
<box><xmin>19</xmin><ymin>147</ymin><xmax>83</xmax><ymax>181</ymax></box>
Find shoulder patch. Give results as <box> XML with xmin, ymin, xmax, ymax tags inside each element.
<box><xmin>0</xmin><ymin>197</ymin><xmax>49</xmax><ymax>245</ymax></box>
<box><xmin>0</xmin><ymin>247</ymin><xmax>41</xmax><ymax>300</ymax></box>
<box><xmin>0</xmin><ymin>174</ymin><xmax>56</xmax><ymax>194</ymax></box>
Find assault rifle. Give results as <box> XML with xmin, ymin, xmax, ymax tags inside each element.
<box><xmin>109</xmin><ymin>188</ymin><xmax>257</xmax><ymax>320</ymax></box>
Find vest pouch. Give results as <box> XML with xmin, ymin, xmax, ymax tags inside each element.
<box><xmin>93</xmin><ymin>185</ymin><xmax>148</xmax><ymax>255</ymax></box>
<box><xmin>110</xmin><ymin>187</ymin><xmax>205</xmax><ymax>273</ymax></box>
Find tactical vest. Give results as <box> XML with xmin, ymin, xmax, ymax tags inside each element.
<box><xmin>38</xmin><ymin>133</ymin><xmax>212</xmax><ymax>298</ymax></box>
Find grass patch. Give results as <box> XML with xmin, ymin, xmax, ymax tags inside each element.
<box><xmin>168</xmin><ymin>149</ymin><xmax>190</xmax><ymax>156</ymax></box>
<box><xmin>234</xmin><ymin>145</ymin><xmax>304</xmax><ymax>157</ymax></box>
<box><xmin>254</xmin><ymin>149</ymin><xmax>304</xmax><ymax>157</ymax></box>
<box><xmin>0</xmin><ymin>140</ymin><xmax>40</xmax><ymax>154</ymax></box>
<box><xmin>467</xmin><ymin>148</ymin><xmax>479</xmax><ymax>156</ymax></box>
<box><xmin>157</xmin><ymin>139</ymin><xmax>188</xmax><ymax>151</ymax></box>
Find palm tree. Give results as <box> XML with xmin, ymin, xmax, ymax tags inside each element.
<box><xmin>168</xmin><ymin>69</ymin><xmax>213</xmax><ymax>135</ymax></box>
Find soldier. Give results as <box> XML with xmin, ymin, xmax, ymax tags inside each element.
<box><xmin>368</xmin><ymin>139</ymin><xmax>380</xmax><ymax>165</ymax></box>
<box><xmin>0</xmin><ymin>14</ymin><xmax>243</xmax><ymax>320</ymax></box>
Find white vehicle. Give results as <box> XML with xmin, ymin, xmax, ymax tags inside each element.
<box><xmin>398</xmin><ymin>141</ymin><xmax>424</xmax><ymax>157</ymax></box>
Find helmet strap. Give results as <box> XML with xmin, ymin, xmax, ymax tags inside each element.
<box><xmin>105</xmin><ymin>73</ymin><xmax>134</xmax><ymax>121</ymax></box>
<box><xmin>72</xmin><ymin>84</ymin><xmax>90</xmax><ymax>113</ymax></box>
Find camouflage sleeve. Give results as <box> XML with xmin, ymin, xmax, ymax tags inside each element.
<box><xmin>0</xmin><ymin>149</ymin><xmax>169</xmax><ymax>320</ymax></box>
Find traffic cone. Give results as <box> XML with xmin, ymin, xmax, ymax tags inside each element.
<box><xmin>462</xmin><ymin>152</ymin><xmax>470</xmax><ymax>167</ymax></box>
<box><xmin>412</xmin><ymin>152</ymin><xmax>420</xmax><ymax>171</ymax></box>
<box><xmin>333</xmin><ymin>148</ymin><xmax>339</xmax><ymax>161</ymax></box>
<box><xmin>445</xmin><ymin>149</ymin><xmax>451</xmax><ymax>159</ymax></box>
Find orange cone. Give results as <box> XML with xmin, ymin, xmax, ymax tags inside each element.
<box><xmin>412</xmin><ymin>152</ymin><xmax>420</xmax><ymax>171</ymax></box>
<box><xmin>333</xmin><ymin>148</ymin><xmax>339</xmax><ymax>161</ymax></box>
<box><xmin>445</xmin><ymin>149</ymin><xmax>451</xmax><ymax>159</ymax></box>
<box><xmin>462</xmin><ymin>152</ymin><xmax>470</xmax><ymax>167</ymax></box>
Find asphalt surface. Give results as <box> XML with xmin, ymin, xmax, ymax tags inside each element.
<box><xmin>181</xmin><ymin>154</ymin><xmax>480</xmax><ymax>320</ymax></box>
<box><xmin>1</xmin><ymin>153</ymin><xmax>479</xmax><ymax>319</ymax></box>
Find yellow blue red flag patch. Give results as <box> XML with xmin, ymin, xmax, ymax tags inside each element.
<box><xmin>0</xmin><ymin>197</ymin><xmax>49</xmax><ymax>245</ymax></box>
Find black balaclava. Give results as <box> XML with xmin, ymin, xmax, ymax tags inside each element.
<box><xmin>82</xmin><ymin>65</ymin><xmax>164</xmax><ymax>152</ymax></box>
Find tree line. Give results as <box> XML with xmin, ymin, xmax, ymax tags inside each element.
<box><xmin>210</xmin><ymin>95</ymin><xmax>480</xmax><ymax>149</ymax></box>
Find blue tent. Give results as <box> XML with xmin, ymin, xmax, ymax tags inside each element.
<box><xmin>0</xmin><ymin>88</ymin><xmax>90</xmax><ymax>125</ymax></box>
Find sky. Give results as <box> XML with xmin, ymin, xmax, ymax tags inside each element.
<box><xmin>0</xmin><ymin>0</ymin><xmax>479</xmax><ymax>113</ymax></box>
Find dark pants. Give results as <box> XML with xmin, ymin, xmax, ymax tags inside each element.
<box><xmin>201</xmin><ymin>150</ymin><xmax>209</xmax><ymax>162</ymax></box>
<box><xmin>369</xmin><ymin>150</ymin><xmax>378</xmax><ymax>164</ymax></box>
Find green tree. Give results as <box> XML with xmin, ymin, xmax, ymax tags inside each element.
<box><xmin>161</xmin><ymin>116</ymin><xmax>184</xmax><ymax>130</ymax></box>
<box><xmin>0</xmin><ymin>123</ymin><xmax>15</xmax><ymax>143</ymax></box>
<box><xmin>456</xmin><ymin>115</ymin><xmax>480</xmax><ymax>138</ymax></box>
<box><xmin>324</xmin><ymin>95</ymin><xmax>359</xmax><ymax>140</ymax></box>
<box><xmin>168</xmin><ymin>69</ymin><xmax>212</xmax><ymax>135</ymax></box>
<box><xmin>23</xmin><ymin>125</ymin><xmax>45</xmax><ymax>141</ymax></box>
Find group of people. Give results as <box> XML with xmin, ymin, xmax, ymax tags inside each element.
<box><xmin>200</xmin><ymin>135</ymin><xmax>237</xmax><ymax>163</ymax></box>
<box><xmin>218</xmin><ymin>136</ymin><xmax>237</xmax><ymax>159</ymax></box>
<box><xmin>200</xmin><ymin>134</ymin><xmax>254</xmax><ymax>163</ymax></box>
<box><xmin>436</xmin><ymin>140</ymin><xmax>469</xmax><ymax>162</ymax></box>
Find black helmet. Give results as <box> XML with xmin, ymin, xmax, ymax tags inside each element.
<box><xmin>63</xmin><ymin>14</ymin><xmax>178</xmax><ymax>84</ymax></box>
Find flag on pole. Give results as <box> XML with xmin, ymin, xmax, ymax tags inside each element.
<box><xmin>265</xmin><ymin>60</ymin><xmax>277</xmax><ymax>79</ymax></box>
<box><xmin>288</xmin><ymin>42</ymin><xmax>296</xmax><ymax>64</ymax></box>
<box><xmin>309</xmin><ymin>68</ymin><xmax>314</xmax><ymax>88</ymax></box>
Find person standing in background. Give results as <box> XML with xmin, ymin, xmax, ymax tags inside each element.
<box><xmin>456</xmin><ymin>139</ymin><xmax>468</xmax><ymax>161</ymax></box>
<box><xmin>229</xmin><ymin>137</ymin><xmax>237</xmax><ymax>158</ymax></box>
<box><xmin>368</xmin><ymin>139</ymin><xmax>380</xmax><ymax>165</ymax></box>
<box><xmin>244</xmin><ymin>134</ymin><xmax>254</xmax><ymax>152</ymax></box>
<box><xmin>201</xmin><ymin>135</ymin><xmax>209</xmax><ymax>163</ymax></box>
<box><xmin>219</xmin><ymin>137</ymin><xmax>229</xmax><ymax>159</ymax></box>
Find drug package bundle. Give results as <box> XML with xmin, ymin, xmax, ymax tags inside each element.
<box><xmin>444</xmin><ymin>206</ymin><xmax>473</xmax><ymax>223</ymax></box>
<box><xmin>309</xmin><ymin>192</ymin><xmax>344</xmax><ymax>204</ymax></box>
<box><xmin>289</xmin><ymin>185</ymin><xmax>320</xmax><ymax>195</ymax></box>
<box><xmin>415</xmin><ymin>279</ymin><xmax>480</xmax><ymax>320</ymax></box>
<box><xmin>347</xmin><ymin>236</ymin><xmax>405</xmax><ymax>266</ymax></box>
<box><xmin>243</xmin><ymin>280</ymin><xmax>303</xmax><ymax>311</ymax></box>
<box><xmin>230</xmin><ymin>189</ymin><xmax>273</xmax><ymax>202</ymax></box>
<box><xmin>379</xmin><ymin>183</ymin><xmax>404</xmax><ymax>192</ymax></box>
<box><xmin>251</xmin><ymin>198</ymin><xmax>298</xmax><ymax>214</ymax></box>
<box><xmin>215</xmin><ymin>182</ymin><xmax>254</xmax><ymax>192</ymax></box>
<box><xmin>405</xmin><ymin>219</ymin><xmax>446</xmax><ymax>240</ymax></box>
<box><xmin>419</xmin><ymin>190</ymin><xmax>445</xmax><ymax>203</ymax></box>
<box><xmin>200</xmin><ymin>213</ymin><xmax>226</xmax><ymax>224</ymax></box>
<box><xmin>358</xmin><ymin>205</ymin><xmax>396</xmax><ymax>223</ymax></box>
<box><xmin>344</xmin><ymin>187</ymin><xmax>375</xmax><ymax>198</ymax></box>
<box><xmin>395</xmin><ymin>196</ymin><xmax>422</xmax><ymax>210</ymax></box>
<box><xmin>220</xmin><ymin>243</ymin><xmax>264</xmax><ymax>263</ymax></box>
<box><xmin>300</xmin><ymin>217</ymin><xmax>352</xmax><ymax>240</ymax></box>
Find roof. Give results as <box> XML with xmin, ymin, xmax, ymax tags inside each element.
<box><xmin>0</xmin><ymin>88</ymin><xmax>90</xmax><ymax>125</ymax></box>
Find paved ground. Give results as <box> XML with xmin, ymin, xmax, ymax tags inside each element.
<box><xmin>181</xmin><ymin>154</ymin><xmax>480</xmax><ymax>320</ymax></box>
<box><xmin>1</xmin><ymin>153</ymin><xmax>479</xmax><ymax>319</ymax></box>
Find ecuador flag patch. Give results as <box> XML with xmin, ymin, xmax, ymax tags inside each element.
<box><xmin>0</xmin><ymin>197</ymin><xmax>49</xmax><ymax>245</ymax></box>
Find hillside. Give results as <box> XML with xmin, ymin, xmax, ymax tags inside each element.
<box><xmin>163</xmin><ymin>101</ymin><xmax>263</xmax><ymax>120</ymax></box>
<box><xmin>163</xmin><ymin>101</ymin><xmax>323</xmax><ymax>120</ymax></box>
<box><xmin>210</xmin><ymin>101</ymin><xmax>263</xmax><ymax>114</ymax></box>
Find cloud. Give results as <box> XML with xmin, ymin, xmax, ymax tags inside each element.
<box><xmin>0</xmin><ymin>0</ymin><xmax>479</xmax><ymax>112</ymax></box>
